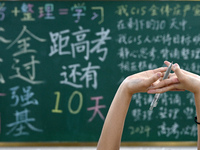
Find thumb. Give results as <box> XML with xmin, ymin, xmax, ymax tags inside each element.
<box><xmin>172</xmin><ymin>63</ymin><xmax>183</xmax><ymax>79</ymax></box>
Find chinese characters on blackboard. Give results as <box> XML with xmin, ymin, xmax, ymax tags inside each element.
<box><xmin>1</xmin><ymin>1</ymin><xmax>200</xmax><ymax>141</ymax></box>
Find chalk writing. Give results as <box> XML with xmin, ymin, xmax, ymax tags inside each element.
<box><xmin>157</xmin><ymin>122</ymin><xmax>197</xmax><ymax>139</ymax></box>
<box><xmin>60</xmin><ymin>62</ymin><xmax>100</xmax><ymax>89</ymax></box>
<box><xmin>6</xmin><ymin>25</ymin><xmax>46</xmax><ymax>52</ymax></box>
<box><xmin>7</xmin><ymin>26</ymin><xmax>45</xmax><ymax>84</ymax></box>
<box><xmin>0</xmin><ymin>27</ymin><xmax>11</xmax><ymax>43</ymax></box>
<box><xmin>10</xmin><ymin>86</ymin><xmax>39</xmax><ymax>107</ymax></box>
<box><xmin>0</xmin><ymin>93</ymin><xmax>6</xmax><ymax>96</ymax></box>
<box><xmin>7</xmin><ymin>86</ymin><xmax>42</xmax><ymax>137</ymax></box>
<box><xmin>115</xmin><ymin>4</ymin><xmax>200</xmax><ymax>17</ymax></box>
<box><xmin>1</xmin><ymin>1</ymin><xmax>200</xmax><ymax>142</ymax></box>
<box><xmin>52</xmin><ymin>91</ymin><xmax>63</xmax><ymax>113</ymax></box>
<box><xmin>117</xmin><ymin>18</ymin><xmax>187</xmax><ymax>31</ymax></box>
<box><xmin>158</xmin><ymin>107</ymin><xmax>179</xmax><ymax>120</ymax></box>
<box><xmin>116</xmin><ymin>34</ymin><xmax>200</xmax><ymax>47</ymax></box>
<box><xmin>59</xmin><ymin>8</ymin><xmax>68</xmax><ymax>15</ymax></box>
<box><xmin>71</xmin><ymin>3</ymin><xmax>86</xmax><ymax>23</ymax></box>
<box><xmin>91</xmin><ymin>7</ymin><xmax>104</xmax><ymax>24</ymax></box>
<box><xmin>132</xmin><ymin>109</ymin><xmax>153</xmax><ymax>121</ymax></box>
<box><xmin>9</xmin><ymin>56</ymin><xmax>44</xmax><ymax>84</ymax></box>
<box><xmin>2</xmin><ymin>2</ymin><xmax>105</xmax><ymax>24</ymax></box>
<box><xmin>51</xmin><ymin>91</ymin><xmax>83</xmax><ymax>115</ymax></box>
<box><xmin>11</xmin><ymin>7</ymin><xmax>20</xmax><ymax>17</ymax></box>
<box><xmin>0</xmin><ymin>25</ymin><xmax>8</xmax><ymax>85</ymax></box>
<box><xmin>49</xmin><ymin>26</ymin><xmax>111</xmax><ymax>62</ymax></box>
<box><xmin>129</xmin><ymin>125</ymin><xmax>151</xmax><ymax>137</ymax></box>
<box><xmin>43</xmin><ymin>4</ymin><xmax>55</xmax><ymax>19</ymax></box>
<box><xmin>21</xmin><ymin>3</ymin><xmax>35</xmax><ymax>21</ymax></box>
<box><xmin>6</xmin><ymin>108</ymin><xmax>43</xmax><ymax>137</ymax></box>
<box><xmin>0</xmin><ymin>74</ymin><xmax>4</xmax><ymax>84</ymax></box>
<box><xmin>87</xmin><ymin>96</ymin><xmax>106</xmax><ymax>122</ymax></box>
<box><xmin>0</xmin><ymin>3</ymin><xmax>6</xmax><ymax>21</ymax></box>
<box><xmin>118</xmin><ymin>60</ymin><xmax>158</xmax><ymax>72</ymax></box>
<box><xmin>0</xmin><ymin>57</ymin><xmax>5</xmax><ymax>84</ymax></box>
<box><xmin>68</xmin><ymin>91</ymin><xmax>83</xmax><ymax>114</ymax></box>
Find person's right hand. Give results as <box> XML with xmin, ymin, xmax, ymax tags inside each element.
<box><xmin>148</xmin><ymin>61</ymin><xmax>200</xmax><ymax>95</ymax></box>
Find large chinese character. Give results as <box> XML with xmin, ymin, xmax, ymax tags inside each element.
<box><xmin>71</xmin><ymin>26</ymin><xmax>90</xmax><ymax>60</ymax></box>
<box><xmin>60</xmin><ymin>64</ymin><xmax>83</xmax><ymax>88</ymax></box>
<box><xmin>6</xmin><ymin>108</ymin><xmax>43</xmax><ymax>136</ymax></box>
<box><xmin>38</xmin><ymin>4</ymin><xmax>55</xmax><ymax>19</ymax></box>
<box><xmin>87</xmin><ymin>96</ymin><xmax>106</xmax><ymax>122</ymax></box>
<box><xmin>91</xmin><ymin>7</ymin><xmax>104</xmax><ymax>24</ymax></box>
<box><xmin>6</xmin><ymin>25</ymin><xmax>46</xmax><ymax>56</ymax></box>
<box><xmin>71</xmin><ymin>3</ymin><xmax>86</xmax><ymax>23</ymax></box>
<box><xmin>6</xmin><ymin>26</ymin><xmax>45</xmax><ymax>84</ymax></box>
<box><xmin>10</xmin><ymin>86</ymin><xmax>39</xmax><ymax>107</ymax></box>
<box><xmin>49</xmin><ymin>29</ymin><xmax>70</xmax><ymax>56</ymax></box>
<box><xmin>21</xmin><ymin>3</ymin><xmax>35</xmax><ymax>21</ymax></box>
<box><xmin>60</xmin><ymin>62</ymin><xmax>100</xmax><ymax>89</ymax></box>
<box><xmin>80</xmin><ymin>62</ymin><xmax>100</xmax><ymax>89</ymax></box>
<box><xmin>9</xmin><ymin>56</ymin><xmax>44</xmax><ymax>84</ymax></box>
<box><xmin>90</xmin><ymin>28</ymin><xmax>111</xmax><ymax>62</ymax></box>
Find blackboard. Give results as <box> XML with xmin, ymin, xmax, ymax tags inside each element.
<box><xmin>0</xmin><ymin>0</ymin><xmax>199</xmax><ymax>146</ymax></box>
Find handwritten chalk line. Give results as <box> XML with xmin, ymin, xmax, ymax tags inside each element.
<box><xmin>0</xmin><ymin>93</ymin><xmax>6</xmax><ymax>96</ymax></box>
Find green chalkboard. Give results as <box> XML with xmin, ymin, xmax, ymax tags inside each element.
<box><xmin>0</xmin><ymin>0</ymin><xmax>199</xmax><ymax>145</ymax></box>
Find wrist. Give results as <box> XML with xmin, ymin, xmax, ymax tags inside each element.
<box><xmin>119</xmin><ymin>79</ymin><xmax>135</xmax><ymax>101</ymax></box>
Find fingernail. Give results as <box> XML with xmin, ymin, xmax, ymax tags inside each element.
<box><xmin>173</xmin><ymin>63</ymin><xmax>178</xmax><ymax>69</ymax></box>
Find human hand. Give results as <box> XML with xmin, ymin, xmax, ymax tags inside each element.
<box><xmin>148</xmin><ymin>61</ymin><xmax>200</xmax><ymax>94</ymax></box>
<box><xmin>121</xmin><ymin>67</ymin><xmax>167</xmax><ymax>96</ymax></box>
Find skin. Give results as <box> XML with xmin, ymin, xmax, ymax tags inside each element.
<box><xmin>97</xmin><ymin>67</ymin><xmax>168</xmax><ymax>150</ymax></box>
<box><xmin>97</xmin><ymin>61</ymin><xmax>200</xmax><ymax>149</ymax></box>
<box><xmin>148</xmin><ymin>61</ymin><xmax>200</xmax><ymax>149</ymax></box>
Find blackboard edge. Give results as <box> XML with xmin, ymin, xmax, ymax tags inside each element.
<box><xmin>0</xmin><ymin>142</ymin><xmax>197</xmax><ymax>147</ymax></box>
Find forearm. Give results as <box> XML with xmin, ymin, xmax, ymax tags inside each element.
<box><xmin>194</xmin><ymin>92</ymin><xmax>200</xmax><ymax>150</ymax></box>
<box><xmin>97</xmin><ymin>82</ymin><xmax>133</xmax><ymax>150</ymax></box>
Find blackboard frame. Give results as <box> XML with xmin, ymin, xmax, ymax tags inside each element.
<box><xmin>0</xmin><ymin>141</ymin><xmax>197</xmax><ymax>147</ymax></box>
<box><xmin>0</xmin><ymin>0</ymin><xmax>199</xmax><ymax>147</ymax></box>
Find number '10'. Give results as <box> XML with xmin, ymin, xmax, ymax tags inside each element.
<box><xmin>52</xmin><ymin>91</ymin><xmax>83</xmax><ymax>114</ymax></box>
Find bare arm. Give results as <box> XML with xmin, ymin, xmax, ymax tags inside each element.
<box><xmin>97</xmin><ymin>67</ymin><xmax>167</xmax><ymax>150</ymax></box>
<box><xmin>148</xmin><ymin>61</ymin><xmax>200</xmax><ymax>149</ymax></box>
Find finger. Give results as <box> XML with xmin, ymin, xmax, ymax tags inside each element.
<box><xmin>172</xmin><ymin>63</ymin><xmax>185</xmax><ymax>82</ymax></box>
<box><xmin>164</xmin><ymin>61</ymin><xmax>171</xmax><ymax>67</ymax></box>
<box><xmin>148</xmin><ymin>84</ymin><xmax>179</xmax><ymax>94</ymax></box>
<box><xmin>146</xmin><ymin>72</ymin><xmax>162</xmax><ymax>87</ymax></box>
<box><xmin>181</xmin><ymin>68</ymin><xmax>200</xmax><ymax>78</ymax></box>
<box><xmin>149</xmin><ymin>77</ymin><xmax>179</xmax><ymax>89</ymax></box>
<box><xmin>153</xmin><ymin>67</ymin><xmax>167</xmax><ymax>73</ymax></box>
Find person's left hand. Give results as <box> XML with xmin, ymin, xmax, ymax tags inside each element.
<box><xmin>121</xmin><ymin>67</ymin><xmax>170</xmax><ymax>95</ymax></box>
